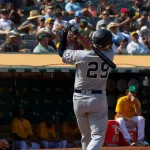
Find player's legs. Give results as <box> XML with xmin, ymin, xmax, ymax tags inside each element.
<box><xmin>131</xmin><ymin>116</ymin><xmax>145</xmax><ymax>140</ymax></box>
<box><xmin>56</xmin><ymin>140</ymin><xmax>68</xmax><ymax>148</ymax></box>
<box><xmin>87</xmin><ymin>112</ymin><xmax>108</xmax><ymax>150</ymax></box>
<box><xmin>48</xmin><ymin>142</ymin><xmax>56</xmax><ymax>148</ymax></box>
<box><xmin>75</xmin><ymin>112</ymin><xmax>91</xmax><ymax>150</ymax></box>
<box><xmin>41</xmin><ymin>140</ymin><xmax>49</xmax><ymax>148</ymax></box>
<box><xmin>73</xmin><ymin>93</ymin><xmax>91</xmax><ymax>150</ymax></box>
<box><xmin>86</xmin><ymin>94</ymin><xmax>108</xmax><ymax>150</ymax></box>
<box><xmin>13</xmin><ymin>140</ymin><xmax>27</xmax><ymax>150</ymax></box>
<box><xmin>116</xmin><ymin>118</ymin><xmax>132</xmax><ymax>140</ymax></box>
<box><xmin>73</xmin><ymin>93</ymin><xmax>108</xmax><ymax>150</ymax></box>
<box><xmin>29</xmin><ymin>142</ymin><xmax>41</xmax><ymax>149</ymax></box>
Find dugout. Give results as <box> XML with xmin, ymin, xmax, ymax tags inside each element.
<box><xmin>0</xmin><ymin>54</ymin><xmax>149</xmax><ymax>143</ymax></box>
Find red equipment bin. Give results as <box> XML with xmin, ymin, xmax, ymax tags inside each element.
<box><xmin>104</xmin><ymin>120</ymin><xmax>120</xmax><ymax>146</ymax></box>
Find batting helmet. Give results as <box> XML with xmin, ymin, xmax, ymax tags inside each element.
<box><xmin>92</xmin><ymin>29</ymin><xmax>113</xmax><ymax>48</ymax></box>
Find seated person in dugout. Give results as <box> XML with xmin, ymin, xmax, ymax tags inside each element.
<box><xmin>115</xmin><ymin>85</ymin><xmax>149</xmax><ymax>146</ymax></box>
<box><xmin>10</xmin><ymin>104</ymin><xmax>43</xmax><ymax>149</ymax></box>
<box><xmin>37</xmin><ymin>113</ymin><xmax>68</xmax><ymax>148</ymax></box>
<box><xmin>60</xmin><ymin>114</ymin><xmax>81</xmax><ymax>148</ymax></box>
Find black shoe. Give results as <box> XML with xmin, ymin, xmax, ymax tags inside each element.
<box><xmin>126</xmin><ymin>139</ymin><xmax>136</xmax><ymax>146</ymax></box>
<box><xmin>136</xmin><ymin>139</ymin><xmax>149</xmax><ymax>146</ymax></box>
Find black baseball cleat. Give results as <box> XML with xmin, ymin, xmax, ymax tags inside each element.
<box><xmin>126</xmin><ymin>139</ymin><xmax>136</xmax><ymax>146</ymax></box>
<box><xmin>135</xmin><ymin>139</ymin><xmax>149</xmax><ymax>146</ymax></box>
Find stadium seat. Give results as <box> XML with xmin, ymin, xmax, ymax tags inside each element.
<box><xmin>0</xmin><ymin>34</ymin><xmax>6</xmax><ymax>40</ymax></box>
<box><xmin>21</xmin><ymin>15</ymin><xmax>28</xmax><ymax>22</ymax></box>
<box><xmin>0</xmin><ymin>40</ymin><xmax>4</xmax><ymax>46</ymax></box>
<box><xmin>23</xmin><ymin>40</ymin><xmax>38</xmax><ymax>51</ymax></box>
<box><xmin>22</xmin><ymin>34</ymin><xmax>36</xmax><ymax>40</ymax></box>
<box><xmin>20</xmin><ymin>6</ymin><xmax>31</xmax><ymax>15</ymax></box>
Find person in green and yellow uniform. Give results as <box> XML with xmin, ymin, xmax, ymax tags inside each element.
<box><xmin>60</xmin><ymin>114</ymin><xmax>81</xmax><ymax>148</ymax></box>
<box><xmin>37</xmin><ymin>113</ymin><xmax>68</xmax><ymax>148</ymax></box>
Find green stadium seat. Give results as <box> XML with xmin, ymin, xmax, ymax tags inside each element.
<box><xmin>0</xmin><ymin>34</ymin><xmax>6</xmax><ymax>40</ymax></box>
<box><xmin>22</xmin><ymin>34</ymin><xmax>36</xmax><ymax>40</ymax></box>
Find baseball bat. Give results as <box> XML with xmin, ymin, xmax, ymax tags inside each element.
<box><xmin>90</xmin><ymin>45</ymin><xmax>116</xmax><ymax>69</ymax></box>
<box><xmin>74</xmin><ymin>32</ymin><xmax>116</xmax><ymax>69</ymax></box>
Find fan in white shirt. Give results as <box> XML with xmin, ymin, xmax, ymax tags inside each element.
<box><xmin>0</xmin><ymin>9</ymin><xmax>14</xmax><ymax>34</ymax></box>
<box><xmin>127</xmin><ymin>31</ymin><xmax>150</xmax><ymax>55</ymax></box>
<box><xmin>52</xmin><ymin>12</ymin><xmax>67</xmax><ymax>32</ymax></box>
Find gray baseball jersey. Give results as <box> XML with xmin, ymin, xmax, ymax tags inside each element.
<box><xmin>62</xmin><ymin>48</ymin><xmax>114</xmax><ymax>150</ymax></box>
<box><xmin>62</xmin><ymin>49</ymin><xmax>114</xmax><ymax>91</ymax></box>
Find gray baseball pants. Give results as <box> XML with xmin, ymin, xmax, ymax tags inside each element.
<box><xmin>73</xmin><ymin>91</ymin><xmax>108</xmax><ymax>150</ymax></box>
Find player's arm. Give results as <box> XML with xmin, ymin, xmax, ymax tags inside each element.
<box><xmin>131</xmin><ymin>96</ymin><xmax>141</xmax><ymax>116</ymax></box>
<box><xmin>58</xmin><ymin>22</ymin><xmax>73</xmax><ymax>57</ymax></box>
<box><xmin>58</xmin><ymin>30</ymin><xmax>68</xmax><ymax>57</ymax></box>
<box><xmin>116</xmin><ymin>112</ymin><xmax>131</xmax><ymax>121</ymax></box>
<box><xmin>134</xmin><ymin>101</ymin><xmax>141</xmax><ymax>116</ymax></box>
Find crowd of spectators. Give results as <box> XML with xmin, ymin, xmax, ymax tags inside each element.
<box><xmin>0</xmin><ymin>0</ymin><xmax>149</xmax><ymax>54</ymax></box>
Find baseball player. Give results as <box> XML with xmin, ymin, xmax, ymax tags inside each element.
<box><xmin>115</xmin><ymin>85</ymin><xmax>149</xmax><ymax>146</ymax></box>
<box><xmin>58</xmin><ymin>22</ymin><xmax>114</xmax><ymax>150</ymax></box>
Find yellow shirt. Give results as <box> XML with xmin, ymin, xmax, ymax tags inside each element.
<box><xmin>11</xmin><ymin>118</ymin><xmax>33</xmax><ymax>139</ymax></box>
<box><xmin>115</xmin><ymin>96</ymin><xmax>141</xmax><ymax>119</ymax></box>
<box><xmin>61</xmin><ymin>121</ymin><xmax>80</xmax><ymax>141</ymax></box>
<box><xmin>37</xmin><ymin>122</ymin><xmax>56</xmax><ymax>139</ymax></box>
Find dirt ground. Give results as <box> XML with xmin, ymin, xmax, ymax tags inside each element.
<box><xmin>38</xmin><ymin>147</ymin><xmax>150</xmax><ymax>150</ymax></box>
<box><xmin>102</xmin><ymin>147</ymin><xmax>150</xmax><ymax>150</ymax></box>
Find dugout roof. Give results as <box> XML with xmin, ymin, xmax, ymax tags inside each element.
<box><xmin>0</xmin><ymin>54</ymin><xmax>149</xmax><ymax>73</ymax></box>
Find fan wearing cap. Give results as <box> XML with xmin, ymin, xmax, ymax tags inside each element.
<box><xmin>58</xmin><ymin>21</ymin><xmax>114</xmax><ymax>150</ymax></box>
<box><xmin>134</xmin><ymin>11</ymin><xmax>150</xmax><ymax>30</ymax></box>
<box><xmin>79</xmin><ymin>19</ymin><xmax>93</xmax><ymax>40</ymax></box>
<box><xmin>69</xmin><ymin>12</ymin><xmax>83</xmax><ymax>28</ymax></box>
<box><xmin>114</xmin><ymin>8</ymin><xmax>131</xmax><ymax>32</ymax></box>
<box><xmin>0</xmin><ymin>31</ymin><xmax>30</xmax><ymax>52</ymax></box>
<box><xmin>0</xmin><ymin>9</ymin><xmax>14</xmax><ymax>34</ymax></box>
<box><xmin>115</xmin><ymin>85</ymin><xmax>149</xmax><ymax>146</ymax></box>
<box><xmin>127</xmin><ymin>31</ymin><xmax>150</xmax><ymax>54</ymax></box>
<box><xmin>33</xmin><ymin>30</ymin><xmax>56</xmax><ymax>53</ymax></box>
<box><xmin>17</xmin><ymin>10</ymin><xmax>41</xmax><ymax>34</ymax></box>
<box><xmin>107</xmin><ymin>22</ymin><xmax>127</xmax><ymax>48</ymax></box>
<box><xmin>45</xmin><ymin>18</ymin><xmax>55</xmax><ymax>33</ymax></box>
<box><xmin>44</xmin><ymin>6</ymin><xmax>55</xmax><ymax>20</ymax></box>
<box><xmin>44</xmin><ymin>18</ymin><xmax>58</xmax><ymax>49</ymax></box>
